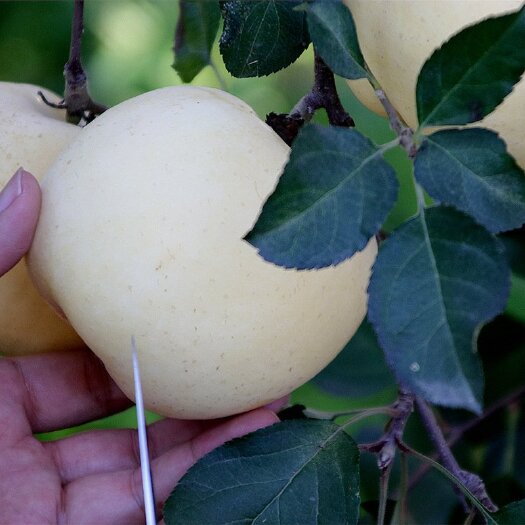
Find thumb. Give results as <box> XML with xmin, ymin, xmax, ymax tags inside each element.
<box><xmin>0</xmin><ymin>168</ymin><xmax>41</xmax><ymax>276</ymax></box>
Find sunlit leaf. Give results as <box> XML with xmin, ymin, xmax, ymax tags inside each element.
<box><xmin>173</xmin><ymin>0</ymin><xmax>221</xmax><ymax>82</ymax></box>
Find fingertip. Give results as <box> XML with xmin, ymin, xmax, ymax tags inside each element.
<box><xmin>264</xmin><ymin>395</ymin><xmax>290</xmax><ymax>414</ymax></box>
<box><xmin>226</xmin><ymin>406</ymin><xmax>280</xmax><ymax>437</ymax></box>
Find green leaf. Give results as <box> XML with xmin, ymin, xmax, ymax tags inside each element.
<box><xmin>173</xmin><ymin>0</ymin><xmax>221</xmax><ymax>83</ymax></box>
<box><xmin>493</xmin><ymin>499</ymin><xmax>525</xmax><ymax>524</ymax></box>
<box><xmin>306</xmin><ymin>0</ymin><xmax>367</xmax><ymax>80</ymax></box>
<box><xmin>245</xmin><ymin>124</ymin><xmax>398</xmax><ymax>269</ymax></box>
<box><xmin>416</xmin><ymin>5</ymin><xmax>525</xmax><ymax>127</ymax></box>
<box><xmin>368</xmin><ymin>206</ymin><xmax>510</xmax><ymax>413</ymax></box>
<box><xmin>219</xmin><ymin>0</ymin><xmax>310</xmax><ymax>78</ymax></box>
<box><xmin>164</xmin><ymin>419</ymin><xmax>360</xmax><ymax>525</ymax></box>
<box><xmin>415</xmin><ymin>128</ymin><xmax>525</xmax><ymax>233</ymax></box>
<box><xmin>312</xmin><ymin>320</ymin><xmax>395</xmax><ymax>398</ymax></box>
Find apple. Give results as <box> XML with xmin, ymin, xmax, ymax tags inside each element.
<box><xmin>28</xmin><ymin>86</ymin><xmax>377</xmax><ymax>419</ymax></box>
<box><xmin>344</xmin><ymin>0</ymin><xmax>525</xmax><ymax>169</ymax></box>
<box><xmin>0</xmin><ymin>82</ymin><xmax>84</xmax><ymax>355</ymax></box>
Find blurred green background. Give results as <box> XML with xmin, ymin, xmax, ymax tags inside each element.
<box><xmin>1</xmin><ymin>2</ymin><xmax>523</xmax><ymax>521</ymax></box>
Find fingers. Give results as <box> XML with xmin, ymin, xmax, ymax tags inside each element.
<box><xmin>1</xmin><ymin>348</ymin><xmax>131</xmax><ymax>440</ymax></box>
<box><xmin>62</xmin><ymin>408</ymin><xmax>279</xmax><ymax>524</ymax></box>
<box><xmin>45</xmin><ymin>417</ymin><xmax>220</xmax><ymax>483</ymax></box>
<box><xmin>150</xmin><ymin>408</ymin><xmax>280</xmax><ymax>506</ymax></box>
<box><xmin>0</xmin><ymin>169</ymin><xmax>41</xmax><ymax>276</ymax></box>
<box><xmin>46</xmin><ymin>404</ymin><xmax>283</xmax><ymax>484</ymax></box>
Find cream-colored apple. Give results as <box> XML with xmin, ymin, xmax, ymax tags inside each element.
<box><xmin>0</xmin><ymin>82</ymin><xmax>84</xmax><ymax>355</ymax></box>
<box><xmin>28</xmin><ymin>86</ymin><xmax>377</xmax><ymax>419</ymax></box>
<box><xmin>345</xmin><ymin>0</ymin><xmax>525</xmax><ymax>168</ymax></box>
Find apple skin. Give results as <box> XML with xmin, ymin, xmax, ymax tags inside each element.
<box><xmin>345</xmin><ymin>0</ymin><xmax>525</xmax><ymax>169</ymax></box>
<box><xmin>28</xmin><ymin>86</ymin><xmax>377</xmax><ymax>419</ymax></box>
<box><xmin>0</xmin><ymin>82</ymin><xmax>84</xmax><ymax>355</ymax></box>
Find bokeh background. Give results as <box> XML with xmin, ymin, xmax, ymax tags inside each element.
<box><xmin>0</xmin><ymin>2</ymin><xmax>523</xmax><ymax>523</ymax></box>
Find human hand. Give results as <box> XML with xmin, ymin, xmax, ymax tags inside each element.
<box><xmin>0</xmin><ymin>168</ymin><xmax>41</xmax><ymax>276</ymax></box>
<box><xmin>0</xmin><ymin>169</ymin><xmax>281</xmax><ymax>524</ymax></box>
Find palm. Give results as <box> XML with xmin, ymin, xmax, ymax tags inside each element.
<box><xmin>0</xmin><ymin>170</ymin><xmax>279</xmax><ymax>524</ymax></box>
<box><xmin>0</xmin><ymin>348</ymin><xmax>278</xmax><ymax>524</ymax></box>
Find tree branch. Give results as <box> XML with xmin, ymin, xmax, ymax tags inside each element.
<box><xmin>407</xmin><ymin>385</ymin><xmax>525</xmax><ymax>492</ymax></box>
<box><xmin>265</xmin><ymin>54</ymin><xmax>353</xmax><ymax>146</ymax></box>
<box><xmin>359</xmin><ymin>387</ymin><xmax>414</xmax><ymax>471</ymax></box>
<box><xmin>415</xmin><ymin>397</ymin><xmax>498</xmax><ymax>512</ymax></box>
<box><xmin>290</xmin><ymin>54</ymin><xmax>354</xmax><ymax>127</ymax></box>
<box><xmin>40</xmin><ymin>0</ymin><xmax>106</xmax><ymax>124</ymax></box>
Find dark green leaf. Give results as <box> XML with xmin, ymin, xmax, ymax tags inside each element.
<box><xmin>173</xmin><ymin>0</ymin><xmax>221</xmax><ymax>83</ymax></box>
<box><xmin>493</xmin><ymin>499</ymin><xmax>525</xmax><ymax>524</ymax></box>
<box><xmin>368</xmin><ymin>206</ymin><xmax>510</xmax><ymax>413</ymax></box>
<box><xmin>416</xmin><ymin>5</ymin><xmax>525</xmax><ymax>127</ymax></box>
<box><xmin>312</xmin><ymin>320</ymin><xmax>395</xmax><ymax>398</ymax></box>
<box><xmin>219</xmin><ymin>0</ymin><xmax>310</xmax><ymax>78</ymax></box>
<box><xmin>406</xmin><ymin>468</ymin><xmax>459</xmax><ymax>525</ymax></box>
<box><xmin>415</xmin><ymin>128</ymin><xmax>525</xmax><ymax>233</ymax></box>
<box><xmin>164</xmin><ymin>419</ymin><xmax>360</xmax><ymax>525</ymax></box>
<box><xmin>245</xmin><ymin>124</ymin><xmax>398</xmax><ymax>269</ymax></box>
<box><xmin>306</xmin><ymin>0</ymin><xmax>367</xmax><ymax>80</ymax></box>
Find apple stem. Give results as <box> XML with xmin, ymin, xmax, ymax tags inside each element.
<box><xmin>265</xmin><ymin>53</ymin><xmax>354</xmax><ymax>145</ymax></box>
<box><xmin>40</xmin><ymin>0</ymin><xmax>107</xmax><ymax>124</ymax></box>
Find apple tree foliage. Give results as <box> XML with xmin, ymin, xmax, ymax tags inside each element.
<box><xmin>164</xmin><ymin>0</ymin><xmax>525</xmax><ymax>523</ymax></box>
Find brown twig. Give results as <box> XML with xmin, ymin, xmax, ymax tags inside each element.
<box><xmin>265</xmin><ymin>54</ymin><xmax>353</xmax><ymax>146</ymax></box>
<box><xmin>407</xmin><ymin>385</ymin><xmax>525</xmax><ymax>491</ymax></box>
<box><xmin>415</xmin><ymin>397</ymin><xmax>498</xmax><ymax>512</ymax></box>
<box><xmin>40</xmin><ymin>0</ymin><xmax>106</xmax><ymax>124</ymax></box>
<box><xmin>290</xmin><ymin>54</ymin><xmax>354</xmax><ymax>127</ymax></box>
<box><xmin>359</xmin><ymin>388</ymin><xmax>414</xmax><ymax>471</ymax></box>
